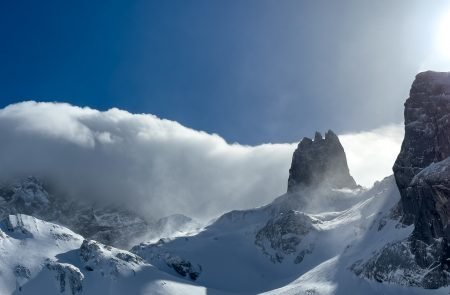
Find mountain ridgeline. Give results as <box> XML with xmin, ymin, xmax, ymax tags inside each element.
<box><xmin>1</xmin><ymin>71</ymin><xmax>450</xmax><ymax>294</ymax></box>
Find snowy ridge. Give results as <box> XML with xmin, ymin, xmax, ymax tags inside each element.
<box><xmin>129</xmin><ymin>176</ymin><xmax>448</xmax><ymax>294</ymax></box>
<box><xmin>0</xmin><ymin>214</ymin><xmax>226</xmax><ymax>295</ymax></box>
<box><xmin>0</xmin><ymin>178</ymin><xmax>449</xmax><ymax>294</ymax></box>
<box><xmin>0</xmin><ymin>214</ymin><xmax>84</xmax><ymax>293</ymax></box>
<box><xmin>0</xmin><ymin>177</ymin><xmax>200</xmax><ymax>249</ymax></box>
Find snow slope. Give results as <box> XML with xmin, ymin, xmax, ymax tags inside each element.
<box><xmin>0</xmin><ymin>214</ymin><xmax>226</xmax><ymax>295</ymax></box>
<box><xmin>1</xmin><ymin>176</ymin><xmax>449</xmax><ymax>294</ymax></box>
<box><xmin>132</xmin><ymin>176</ymin><xmax>450</xmax><ymax>294</ymax></box>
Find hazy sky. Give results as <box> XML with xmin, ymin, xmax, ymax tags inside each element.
<box><xmin>1</xmin><ymin>0</ymin><xmax>450</xmax><ymax>144</ymax></box>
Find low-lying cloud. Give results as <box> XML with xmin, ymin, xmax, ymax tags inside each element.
<box><xmin>340</xmin><ymin>124</ymin><xmax>403</xmax><ymax>188</ymax></box>
<box><xmin>0</xmin><ymin>101</ymin><xmax>403</xmax><ymax>220</ymax></box>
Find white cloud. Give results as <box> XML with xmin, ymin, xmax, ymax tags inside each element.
<box><xmin>340</xmin><ymin>124</ymin><xmax>404</xmax><ymax>188</ymax></box>
<box><xmin>0</xmin><ymin>101</ymin><xmax>403</xmax><ymax>221</ymax></box>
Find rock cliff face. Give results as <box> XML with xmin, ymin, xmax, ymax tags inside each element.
<box><xmin>393</xmin><ymin>71</ymin><xmax>450</xmax><ymax>234</ymax></box>
<box><xmin>287</xmin><ymin>130</ymin><xmax>357</xmax><ymax>192</ymax></box>
<box><xmin>393</xmin><ymin>73</ymin><xmax>450</xmax><ymax>243</ymax></box>
<box><xmin>373</xmin><ymin>70</ymin><xmax>450</xmax><ymax>288</ymax></box>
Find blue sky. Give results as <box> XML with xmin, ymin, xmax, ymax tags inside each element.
<box><xmin>1</xmin><ymin>0</ymin><xmax>449</xmax><ymax>144</ymax></box>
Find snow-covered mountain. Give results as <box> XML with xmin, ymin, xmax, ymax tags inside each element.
<box><xmin>0</xmin><ymin>214</ymin><xmax>224</xmax><ymax>294</ymax></box>
<box><xmin>1</xmin><ymin>70</ymin><xmax>450</xmax><ymax>294</ymax></box>
<box><xmin>0</xmin><ymin>177</ymin><xmax>199</xmax><ymax>249</ymax></box>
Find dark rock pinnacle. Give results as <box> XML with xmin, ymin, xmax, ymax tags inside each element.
<box><xmin>287</xmin><ymin>130</ymin><xmax>357</xmax><ymax>192</ymax></box>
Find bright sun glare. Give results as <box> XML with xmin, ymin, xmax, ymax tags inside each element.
<box><xmin>436</xmin><ymin>10</ymin><xmax>450</xmax><ymax>60</ymax></box>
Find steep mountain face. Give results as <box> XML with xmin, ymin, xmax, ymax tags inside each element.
<box><xmin>288</xmin><ymin>130</ymin><xmax>357</xmax><ymax>192</ymax></box>
<box><xmin>394</xmin><ymin>71</ymin><xmax>450</xmax><ymax>286</ymax></box>
<box><xmin>0</xmin><ymin>177</ymin><xmax>198</xmax><ymax>249</ymax></box>
<box><xmin>393</xmin><ymin>71</ymin><xmax>450</xmax><ymax>232</ymax></box>
<box><xmin>355</xmin><ymin>71</ymin><xmax>450</xmax><ymax>289</ymax></box>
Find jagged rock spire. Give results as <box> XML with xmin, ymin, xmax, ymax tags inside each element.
<box><xmin>287</xmin><ymin>130</ymin><xmax>357</xmax><ymax>192</ymax></box>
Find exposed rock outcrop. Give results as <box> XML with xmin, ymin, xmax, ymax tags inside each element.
<box><xmin>352</xmin><ymin>238</ymin><xmax>449</xmax><ymax>289</ymax></box>
<box><xmin>46</xmin><ymin>260</ymin><xmax>84</xmax><ymax>295</ymax></box>
<box><xmin>255</xmin><ymin>210</ymin><xmax>316</xmax><ymax>263</ymax></box>
<box><xmin>361</xmin><ymin>71</ymin><xmax>450</xmax><ymax>288</ymax></box>
<box><xmin>80</xmin><ymin>239</ymin><xmax>144</xmax><ymax>278</ymax></box>
<box><xmin>393</xmin><ymin>72</ymin><xmax>450</xmax><ymax>250</ymax></box>
<box><xmin>393</xmin><ymin>71</ymin><xmax>450</xmax><ymax>235</ymax></box>
<box><xmin>287</xmin><ymin>130</ymin><xmax>357</xmax><ymax>192</ymax></box>
<box><xmin>131</xmin><ymin>239</ymin><xmax>202</xmax><ymax>281</ymax></box>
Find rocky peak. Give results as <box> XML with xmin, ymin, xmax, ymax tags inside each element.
<box><xmin>287</xmin><ymin>130</ymin><xmax>357</xmax><ymax>192</ymax></box>
<box><xmin>392</xmin><ymin>71</ymin><xmax>450</xmax><ymax>287</ymax></box>
<box><xmin>393</xmin><ymin>71</ymin><xmax>450</xmax><ymax>233</ymax></box>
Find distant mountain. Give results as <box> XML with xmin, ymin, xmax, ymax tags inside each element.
<box><xmin>0</xmin><ymin>177</ymin><xmax>199</xmax><ymax>249</ymax></box>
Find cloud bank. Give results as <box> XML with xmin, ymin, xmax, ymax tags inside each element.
<box><xmin>0</xmin><ymin>102</ymin><xmax>403</xmax><ymax>220</ymax></box>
